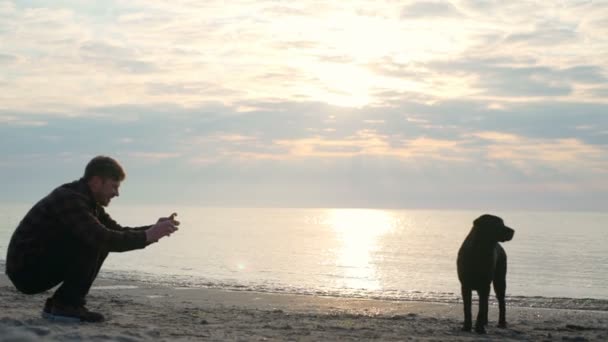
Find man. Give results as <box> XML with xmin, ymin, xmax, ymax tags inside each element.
<box><xmin>5</xmin><ymin>156</ymin><xmax>179</xmax><ymax>323</ymax></box>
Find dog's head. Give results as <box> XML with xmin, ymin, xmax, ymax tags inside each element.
<box><xmin>472</xmin><ymin>214</ymin><xmax>515</xmax><ymax>242</ymax></box>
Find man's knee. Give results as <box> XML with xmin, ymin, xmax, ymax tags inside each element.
<box><xmin>15</xmin><ymin>284</ymin><xmax>45</xmax><ymax>295</ymax></box>
<box><xmin>8</xmin><ymin>273</ymin><xmax>39</xmax><ymax>294</ymax></box>
<box><xmin>7</xmin><ymin>268</ymin><xmax>60</xmax><ymax>295</ymax></box>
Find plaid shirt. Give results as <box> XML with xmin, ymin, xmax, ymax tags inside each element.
<box><xmin>5</xmin><ymin>179</ymin><xmax>149</xmax><ymax>274</ymax></box>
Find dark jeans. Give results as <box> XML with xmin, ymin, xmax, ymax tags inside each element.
<box><xmin>7</xmin><ymin>237</ymin><xmax>108</xmax><ymax>307</ymax></box>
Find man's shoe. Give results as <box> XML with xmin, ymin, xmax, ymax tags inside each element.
<box><xmin>42</xmin><ymin>298</ymin><xmax>105</xmax><ymax>323</ymax></box>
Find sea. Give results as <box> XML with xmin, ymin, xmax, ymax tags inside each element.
<box><xmin>1</xmin><ymin>204</ymin><xmax>607</xmax><ymax>311</ymax></box>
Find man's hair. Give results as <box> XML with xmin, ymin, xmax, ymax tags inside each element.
<box><xmin>83</xmin><ymin>156</ymin><xmax>126</xmax><ymax>182</ymax></box>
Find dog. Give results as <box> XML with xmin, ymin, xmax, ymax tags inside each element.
<box><xmin>457</xmin><ymin>214</ymin><xmax>514</xmax><ymax>334</ymax></box>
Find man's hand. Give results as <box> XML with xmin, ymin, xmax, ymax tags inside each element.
<box><xmin>157</xmin><ymin>212</ymin><xmax>179</xmax><ymax>224</ymax></box>
<box><xmin>146</xmin><ymin>213</ymin><xmax>180</xmax><ymax>243</ymax></box>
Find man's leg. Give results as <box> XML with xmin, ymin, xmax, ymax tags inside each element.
<box><xmin>9</xmin><ymin>237</ymin><xmax>110</xmax><ymax>322</ymax></box>
<box><xmin>52</xmin><ymin>243</ymin><xmax>108</xmax><ymax>306</ymax></box>
<box><xmin>42</xmin><ymin>242</ymin><xmax>108</xmax><ymax>322</ymax></box>
<box><xmin>7</xmin><ymin>247</ymin><xmax>68</xmax><ymax>295</ymax></box>
<box><xmin>41</xmin><ymin>239</ymin><xmax>109</xmax><ymax>323</ymax></box>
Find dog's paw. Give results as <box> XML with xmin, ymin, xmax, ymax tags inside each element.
<box><xmin>497</xmin><ymin>322</ymin><xmax>507</xmax><ymax>329</ymax></box>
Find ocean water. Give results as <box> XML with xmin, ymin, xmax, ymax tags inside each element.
<box><xmin>1</xmin><ymin>204</ymin><xmax>607</xmax><ymax>310</ymax></box>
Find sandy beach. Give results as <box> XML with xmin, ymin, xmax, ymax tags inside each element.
<box><xmin>0</xmin><ymin>275</ymin><xmax>606</xmax><ymax>341</ymax></box>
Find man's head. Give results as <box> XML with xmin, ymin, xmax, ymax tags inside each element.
<box><xmin>83</xmin><ymin>156</ymin><xmax>126</xmax><ymax>207</ymax></box>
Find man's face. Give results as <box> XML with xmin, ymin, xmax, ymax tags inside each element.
<box><xmin>91</xmin><ymin>177</ymin><xmax>121</xmax><ymax>207</ymax></box>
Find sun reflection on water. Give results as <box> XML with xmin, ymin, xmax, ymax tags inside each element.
<box><xmin>325</xmin><ymin>209</ymin><xmax>395</xmax><ymax>291</ymax></box>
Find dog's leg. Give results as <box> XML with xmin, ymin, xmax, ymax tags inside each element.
<box><xmin>494</xmin><ymin>279</ymin><xmax>507</xmax><ymax>328</ymax></box>
<box><xmin>494</xmin><ymin>246</ymin><xmax>508</xmax><ymax>328</ymax></box>
<box><xmin>475</xmin><ymin>287</ymin><xmax>490</xmax><ymax>334</ymax></box>
<box><xmin>461</xmin><ymin>286</ymin><xmax>472</xmax><ymax>331</ymax></box>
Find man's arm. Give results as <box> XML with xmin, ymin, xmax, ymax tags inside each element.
<box><xmin>52</xmin><ymin>189</ymin><xmax>148</xmax><ymax>252</ymax></box>
<box><xmin>98</xmin><ymin>210</ymin><xmax>178</xmax><ymax>234</ymax></box>
<box><xmin>95</xmin><ymin>206</ymin><xmax>179</xmax><ymax>244</ymax></box>
<box><xmin>97</xmin><ymin>209</ymin><xmax>151</xmax><ymax>232</ymax></box>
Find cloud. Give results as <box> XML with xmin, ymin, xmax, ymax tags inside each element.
<box><xmin>315</xmin><ymin>54</ymin><xmax>355</xmax><ymax>64</ymax></box>
<box><xmin>1</xmin><ymin>98</ymin><xmax>607</xmax><ymax>210</ymax></box>
<box><xmin>1</xmin><ymin>1</ymin><xmax>608</xmax><ymax>210</ymax></box>
<box><xmin>561</xmin><ymin>66</ymin><xmax>607</xmax><ymax>84</ymax></box>
<box><xmin>0</xmin><ymin>115</ymin><xmax>47</xmax><ymax>126</ymax></box>
<box><xmin>261</xmin><ymin>5</ymin><xmax>320</xmax><ymax>17</ymax></box>
<box><xmin>3</xmin><ymin>96</ymin><xmax>606</xmax><ymax>165</ymax></box>
<box><xmin>505</xmin><ymin>26</ymin><xmax>578</xmax><ymax>46</ymax></box>
<box><xmin>401</xmin><ymin>1</ymin><xmax>462</xmax><ymax>18</ymax></box>
<box><xmin>589</xmin><ymin>86</ymin><xmax>608</xmax><ymax>98</ymax></box>
<box><xmin>457</xmin><ymin>0</ymin><xmax>501</xmax><ymax>12</ymax></box>
<box><xmin>146</xmin><ymin>82</ymin><xmax>243</xmax><ymax>97</ymax></box>
<box><xmin>0</xmin><ymin>53</ymin><xmax>17</xmax><ymax>64</ymax></box>
<box><xmin>3</xmin><ymin>0</ymin><xmax>604</xmax><ymax>112</ymax></box>
<box><xmin>273</xmin><ymin>40</ymin><xmax>321</xmax><ymax>50</ymax></box>
<box><xmin>367</xmin><ymin>57</ymin><xmax>430</xmax><ymax>79</ymax></box>
<box><xmin>471</xmin><ymin>131</ymin><xmax>605</xmax><ymax>166</ymax></box>
<box><xmin>426</xmin><ymin>57</ymin><xmax>608</xmax><ymax>98</ymax></box>
<box><xmin>126</xmin><ymin>152</ymin><xmax>181</xmax><ymax>161</ymax></box>
<box><xmin>79</xmin><ymin>41</ymin><xmax>159</xmax><ymax>73</ymax></box>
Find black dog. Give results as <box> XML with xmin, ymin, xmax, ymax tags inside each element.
<box><xmin>457</xmin><ymin>214</ymin><xmax>514</xmax><ymax>334</ymax></box>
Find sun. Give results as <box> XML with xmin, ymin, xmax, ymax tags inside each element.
<box><xmin>317</xmin><ymin>65</ymin><xmax>376</xmax><ymax>107</ymax></box>
<box><xmin>325</xmin><ymin>209</ymin><xmax>395</xmax><ymax>289</ymax></box>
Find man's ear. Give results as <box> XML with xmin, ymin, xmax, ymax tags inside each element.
<box><xmin>88</xmin><ymin>175</ymin><xmax>102</xmax><ymax>190</ymax></box>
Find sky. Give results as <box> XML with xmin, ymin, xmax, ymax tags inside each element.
<box><xmin>1</xmin><ymin>0</ymin><xmax>607</xmax><ymax>210</ymax></box>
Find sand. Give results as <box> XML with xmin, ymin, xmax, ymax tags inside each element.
<box><xmin>1</xmin><ymin>274</ymin><xmax>607</xmax><ymax>341</ymax></box>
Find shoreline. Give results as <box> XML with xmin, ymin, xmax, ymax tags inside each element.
<box><xmin>96</xmin><ymin>269</ymin><xmax>608</xmax><ymax>312</ymax></box>
<box><xmin>3</xmin><ymin>262</ymin><xmax>608</xmax><ymax>310</ymax></box>
<box><xmin>1</xmin><ymin>275</ymin><xmax>607</xmax><ymax>341</ymax></box>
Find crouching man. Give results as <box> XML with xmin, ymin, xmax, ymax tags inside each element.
<box><xmin>5</xmin><ymin>155</ymin><xmax>179</xmax><ymax>323</ymax></box>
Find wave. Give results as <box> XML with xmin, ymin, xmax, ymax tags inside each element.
<box><xmin>97</xmin><ymin>268</ymin><xmax>608</xmax><ymax>312</ymax></box>
<box><xmin>2</xmin><ymin>260</ymin><xmax>606</xmax><ymax>312</ymax></box>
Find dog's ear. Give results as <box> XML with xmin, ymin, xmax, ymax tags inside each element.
<box><xmin>469</xmin><ymin>216</ymin><xmax>492</xmax><ymax>241</ymax></box>
<box><xmin>473</xmin><ymin>214</ymin><xmax>499</xmax><ymax>228</ymax></box>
